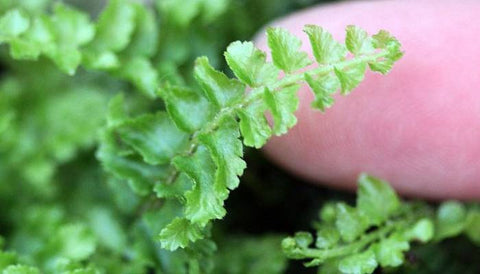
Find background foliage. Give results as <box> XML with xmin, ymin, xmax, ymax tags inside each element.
<box><xmin>0</xmin><ymin>0</ymin><xmax>478</xmax><ymax>273</ymax></box>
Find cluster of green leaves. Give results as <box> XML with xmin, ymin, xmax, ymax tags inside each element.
<box><xmin>282</xmin><ymin>174</ymin><xmax>480</xmax><ymax>274</ymax></box>
<box><xmin>0</xmin><ymin>162</ymin><xmax>156</xmax><ymax>274</ymax></box>
<box><xmin>0</xmin><ymin>0</ymin><xmax>249</xmax><ymax>273</ymax></box>
<box><xmin>1</xmin><ymin>0</ymin><xmax>476</xmax><ymax>273</ymax></box>
<box><xmin>0</xmin><ymin>0</ymin><xmax>247</xmax><ymax>199</ymax></box>
<box><xmin>0</xmin><ymin>0</ymin><xmax>160</xmax><ymax>96</ymax></box>
<box><xmin>0</xmin><ymin>62</ymin><xmax>110</xmax><ymax>195</ymax></box>
<box><xmin>99</xmin><ymin>22</ymin><xmax>402</xmax><ymax>252</ymax></box>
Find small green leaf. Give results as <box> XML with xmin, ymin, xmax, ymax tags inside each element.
<box><xmin>224</xmin><ymin>41</ymin><xmax>279</xmax><ymax>87</ymax></box>
<box><xmin>124</xmin><ymin>4</ymin><xmax>159</xmax><ymax>57</ymax></box>
<box><xmin>50</xmin><ymin>3</ymin><xmax>95</xmax><ymax>47</ymax></box>
<box><xmin>174</xmin><ymin>146</ymin><xmax>226</xmax><ymax>226</ymax></box>
<box><xmin>0</xmin><ymin>9</ymin><xmax>30</xmax><ymax>38</ymax></box>
<box><xmin>53</xmin><ymin>224</ymin><xmax>96</xmax><ymax>261</ymax></box>
<box><xmin>334</xmin><ymin>62</ymin><xmax>367</xmax><ymax>95</ymax></box>
<box><xmin>22</xmin><ymin>16</ymin><xmax>55</xmax><ymax>48</ymax></box>
<box><xmin>264</xmin><ymin>85</ymin><xmax>299</xmax><ymax>135</ymax></box>
<box><xmin>9</xmin><ymin>38</ymin><xmax>40</xmax><ymax>59</ymax></box>
<box><xmin>156</xmin><ymin>0</ymin><xmax>201</xmax><ymax>27</ymax></box>
<box><xmin>357</xmin><ymin>174</ymin><xmax>400</xmax><ymax>226</ymax></box>
<box><xmin>338</xmin><ymin>250</ymin><xmax>377</xmax><ymax>274</ymax></box>
<box><xmin>345</xmin><ymin>25</ymin><xmax>374</xmax><ymax>55</ymax></box>
<box><xmin>158</xmin><ymin>218</ymin><xmax>204</xmax><ymax>251</ymax></box>
<box><xmin>194</xmin><ymin>57</ymin><xmax>245</xmax><ymax>107</ymax></box>
<box><xmin>367</xmin><ymin>59</ymin><xmax>393</xmax><ymax>74</ymax></box>
<box><xmin>368</xmin><ymin>30</ymin><xmax>403</xmax><ymax>74</ymax></box>
<box><xmin>237</xmin><ymin>100</ymin><xmax>272</xmax><ymax>148</ymax></box>
<box><xmin>404</xmin><ymin>218</ymin><xmax>434</xmax><ymax>243</ymax></box>
<box><xmin>435</xmin><ymin>201</ymin><xmax>467</xmax><ymax>240</ymax></box>
<box><xmin>45</xmin><ymin>3</ymin><xmax>95</xmax><ymax>74</ymax></box>
<box><xmin>199</xmin><ymin>0</ymin><xmax>229</xmax><ymax>22</ymax></box>
<box><xmin>281</xmin><ymin>237</ymin><xmax>297</xmax><ymax>255</ymax></box>
<box><xmin>305</xmin><ymin>73</ymin><xmax>339</xmax><ymax>111</ymax></box>
<box><xmin>372</xmin><ymin>30</ymin><xmax>403</xmax><ymax>62</ymax></box>
<box><xmin>465</xmin><ymin>209</ymin><xmax>480</xmax><ymax>244</ymax></box>
<box><xmin>294</xmin><ymin>232</ymin><xmax>313</xmax><ymax>249</ymax></box>
<box><xmin>315</xmin><ymin>225</ymin><xmax>340</xmax><ymax>249</ymax></box>
<box><xmin>159</xmin><ymin>85</ymin><xmax>215</xmax><ymax>133</ymax></box>
<box><xmin>157</xmin><ymin>0</ymin><xmax>227</xmax><ymax>26</ymax></box>
<box><xmin>373</xmin><ymin>233</ymin><xmax>409</xmax><ymax>267</ymax></box>
<box><xmin>97</xmin><ymin>131</ymin><xmax>169</xmax><ymax>196</ymax></box>
<box><xmin>320</xmin><ymin>202</ymin><xmax>337</xmax><ymax>223</ymax></box>
<box><xmin>303</xmin><ymin>25</ymin><xmax>346</xmax><ymax>64</ymax></box>
<box><xmin>47</xmin><ymin>46</ymin><xmax>82</xmax><ymax>75</ymax></box>
<box><xmin>90</xmin><ymin>0</ymin><xmax>136</xmax><ymax>52</ymax></box>
<box><xmin>266</xmin><ymin>27</ymin><xmax>311</xmax><ymax>73</ymax></box>
<box><xmin>4</xmin><ymin>16</ymin><xmax>52</xmax><ymax>59</ymax></box>
<box><xmin>117</xmin><ymin>112</ymin><xmax>189</xmax><ymax>165</ymax></box>
<box><xmin>116</xmin><ymin>57</ymin><xmax>158</xmax><ymax>97</ymax></box>
<box><xmin>83</xmin><ymin>50</ymin><xmax>119</xmax><ymax>70</ymax></box>
<box><xmin>155</xmin><ymin>173</ymin><xmax>192</xmax><ymax>199</ymax></box>
<box><xmin>335</xmin><ymin>203</ymin><xmax>368</xmax><ymax>242</ymax></box>
<box><xmin>199</xmin><ymin>117</ymin><xmax>246</xmax><ymax>199</ymax></box>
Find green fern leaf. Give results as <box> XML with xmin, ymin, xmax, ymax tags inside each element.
<box><xmin>334</xmin><ymin>62</ymin><xmax>367</xmax><ymax>95</ymax></box>
<box><xmin>224</xmin><ymin>41</ymin><xmax>279</xmax><ymax>87</ymax></box>
<box><xmin>199</xmin><ymin>117</ymin><xmax>246</xmax><ymax>197</ymax></box>
<box><xmin>305</xmin><ymin>73</ymin><xmax>338</xmax><ymax>111</ymax></box>
<box><xmin>304</xmin><ymin>25</ymin><xmax>346</xmax><ymax>64</ymax></box>
<box><xmin>238</xmin><ymin>100</ymin><xmax>272</xmax><ymax>148</ymax></box>
<box><xmin>117</xmin><ymin>112</ymin><xmax>189</xmax><ymax>165</ymax></box>
<box><xmin>345</xmin><ymin>25</ymin><xmax>374</xmax><ymax>56</ymax></box>
<box><xmin>194</xmin><ymin>57</ymin><xmax>245</xmax><ymax>108</ymax></box>
<box><xmin>158</xmin><ymin>218</ymin><xmax>204</xmax><ymax>251</ymax></box>
<box><xmin>264</xmin><ymin>85</ymin><xmax>300</xmax><ymax>135</ymax></box>
<box><xmin>174</xmin><ymin>146</ymin><xmax>226</xmax><ymax>226</ymax></box>
<box><xmin>267</xmin><ymin>27</ymin><xmax>311</xmax><ymax>73</ymax></box>
<box><xmin>159</xmin><ymin>85</ymin><xmax>215</xmax><ymax>133</ymax></box>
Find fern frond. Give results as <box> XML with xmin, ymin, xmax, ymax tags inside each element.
<box><xmin>282</xmin><ymin>175</ymin><xmax>480</xmax><ymax>274</ymax></box>
<box><xmin>99</xmin><ymin>24</ymin><xmax>403</xmax><ymax>250</ymax></box>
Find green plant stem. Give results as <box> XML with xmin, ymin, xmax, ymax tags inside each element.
<box><xmin>257</xmin><ymin>51</ymin><xmax>388</xmax><ymax>96</ymax></box>
<box><xmin>301</xmin><ymin>222</ymin><xmax>397</xmax><ymax>260</ymax></box>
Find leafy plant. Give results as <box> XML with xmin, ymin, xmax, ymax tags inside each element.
<box><xmin>97</xmin><ymin>23</ymin><xmax>402</xmax><ymax>253</ymax></box>
<box><xmin>0</xmin><ymin>0</ymin><xmax>477</xmax><ymax>273</ymax></box>
<box><xmin>283</xmin><ymin>174</ymin><xmax>480</xmax><ymax>273</ymax></box>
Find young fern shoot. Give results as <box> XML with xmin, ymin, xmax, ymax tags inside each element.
<box><xmin>283</xmin><ymin>174</ymin><xmax>480</xmax><ymax>274</ymax></box>
<box><xmin>98</xmin><ymin>24</ymin><xmax>403</xmax><ymax>251</ymax></box>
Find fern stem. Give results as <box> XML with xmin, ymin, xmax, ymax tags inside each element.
<box><xmin>246</xmin><ymin>50</ymin><xmax>388</xmax><ymax>103</ymax></box>
<box><xmin>277</xmin><ymin>51</ymin><xmax>387</xmax><ymax>90</ymax></box>
<box><xmin>301</xmin><ymin>221</ymin><xmax>398</xmax><ymax>261</ymax></box>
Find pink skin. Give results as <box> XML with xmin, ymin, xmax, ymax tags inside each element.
<box><xmin>257</xmin><ymin>0</ymin><xmax>480</xmax><ymax>200</ymax></box>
